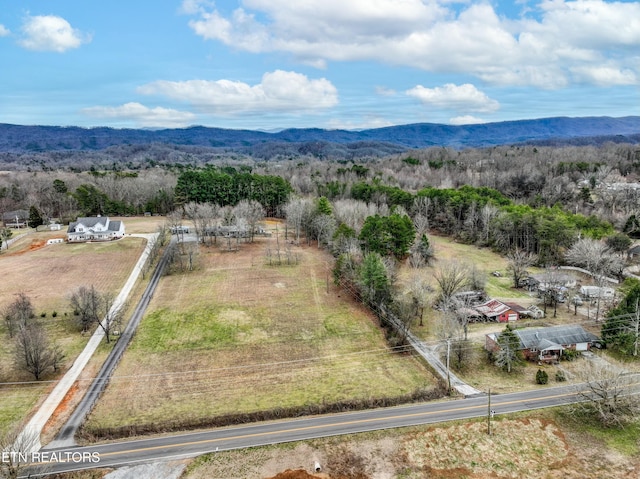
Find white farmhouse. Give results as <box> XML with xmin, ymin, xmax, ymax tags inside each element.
<box><xmin>67</xmin><ymin>216</ymin><xmax>125</xmax><ymax>242</ymax></box>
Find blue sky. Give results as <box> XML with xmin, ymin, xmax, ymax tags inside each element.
<box><xmin>1</xmin><ymin>0</ymin><xmax>638</xmax><ymax>130</ymax></box>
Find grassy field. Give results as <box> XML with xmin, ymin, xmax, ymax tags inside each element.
<box><xmin>0</xmin><ymin>225</ymin><xmax>149</xmax><ymax>434</ymax></box>
<box><xmin>85</xmin><ymin>228</ymin><xmax>434</xmax><ymax>435</ymax></box>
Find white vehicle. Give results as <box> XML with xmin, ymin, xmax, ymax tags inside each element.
<box><xmin>579</xmin><ymin>286</ymin><xmax>614</xmax><ymax>300</ymax></box>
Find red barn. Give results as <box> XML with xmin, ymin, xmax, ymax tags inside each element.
<box><xmin>474</xmin><ymin>299</ymin><xmax>519</xmax><ymax>322</ymax></box>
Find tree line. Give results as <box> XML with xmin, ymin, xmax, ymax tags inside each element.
<box><xmin>174</xmin><ymin>167</ymin><xmax>293</xmax><ymax>217</ymax></box>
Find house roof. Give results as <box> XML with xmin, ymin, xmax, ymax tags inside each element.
<box><xmin>504</xmin><ymin>302</ymin><xmax>529</xmax><ymax>314</ymax></box>
<box><xmin>474</xmin><ymin>299</ymin><xmax>514</xmax><ymax>318</ymax></box>
<box><xmin>536</xmin><ymin>338</ymin><xmax>564</xmax><ymax>352</ymax></box>
<box><xmin>514</xmin><ymin>325</ymin><xmax>598</xmax><ymax>350</ymax></box>
<box><xmin>67</xmin><ymin>216</ymin><xmax>121</xmax><ymax>234</ymax></box>
<box><xmin>74</xmin><ymin>217</ymin><xmax>108</xmax><ymax>228</ymax></box>
<box><xmin>2</xmin><ymin>209</ymin><xmax>28</xmax><ymax>221</ymax></box>
<box><xmin>530</xmin><ymin>272</ymin><xmax>576</xmax><ymax>285</ymax></box>
<box><xmin>109</xmin><ymin>220</ymin><xmax>122</xmax><ymax>231</ymax></box>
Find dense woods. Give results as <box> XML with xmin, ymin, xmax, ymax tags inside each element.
<box><xmin>4</xmin><ymin>139</ymin><xmax>638</xmax><ymax>363</ymax></box>
<box><xmin>2</xmin><ymin>141</ymin><xmax>640</xmax><ymax>230</ymax></box>
<box><xmin>174</xmin><ymin>168</ymin><xmax>293</xmax><ymax>216</ymax></box>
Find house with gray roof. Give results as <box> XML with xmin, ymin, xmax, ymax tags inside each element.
<box><xmin>2</xmin><ymin>209</ymin><xmax>28</xmax><ymax>228</ymax></box>
<box><xmin>67</xmin><ymin>216</ymin><xmax>125</xmax><ymax>242</ymax></box>
<box><xmin>485</xmin><ymin>324</ymin><xmax>599</xmax><ymax>363</ymax></box>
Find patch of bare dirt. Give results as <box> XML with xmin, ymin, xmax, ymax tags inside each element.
<box><xmin>266</xmin><ymin>471</ymin><xmax>324</xmax><ymax>479</ymax></box>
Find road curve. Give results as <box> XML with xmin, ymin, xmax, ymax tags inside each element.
<box><xmin>30</xmin><ymin>378</ymin><xmax>640</xmax><ymax>478</ymax></box>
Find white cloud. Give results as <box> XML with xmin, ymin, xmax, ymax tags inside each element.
<box><xmin>406</xmin><ymin>83</ymin><xmax>500</xmax><ymax>113</ymax></box>
<box><xmin>183</xmin><ymin>0</ymin><xmax>640</xmax><ymax>88</ymax></box>
<box><xmin>138</xmin><ymin>70</ymin><xmax>338</xmax><ymax>114</ymax></box>
<box><xmin>449</xmin><ymin>115</ymin><xmax>487</xmax><ymax>125</ymax></box>
<box><xmin>375</xmin><ymin>86</ymin><xmax>396</xmax><ymax>97</ymax></box>
<box><xmin>571</xmin><ymin>65</ymin><xmax>637</xmax><ymax>86</ymax></box>
<box><xmin>327</xmin><ymin>117</ymin><xmax>394</xmax><ymax>131</ymax></box>
<box><xmin>0</xmin><ymin>24</ymin><xmax>10</xmax><ymax>37</ymax></box>
<box><xmin>179</xmin><ymin>0</ymin><xmax>215</xmax><ymax>15</ymax></box>
<box><xmin>82</xmin><ymin>103</ymin><xmax>196</xmax><ymax>128</ymax></box>
<box><xmin>19</xmin><ymin>15</ymin><xmax>90</xmax><ymax>52</ymax></box>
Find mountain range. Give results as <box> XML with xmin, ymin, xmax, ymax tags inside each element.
<box><xmin>1</xmin><ymin>116</ymin><xmax>639</xmax><ymax>157</ymax></box>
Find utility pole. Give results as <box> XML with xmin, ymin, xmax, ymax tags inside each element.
<box><xmin>446</xmin><ymin>338</ymin><xmax>451</xmax><ymax>395</ymax></box>
<box><xmin>487</xmin><ymin>388</ymin><xmax>492</xmax><ymax>436</ymax></box>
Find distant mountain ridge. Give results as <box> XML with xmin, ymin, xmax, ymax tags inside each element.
<box><xmin>1</xmin><ymin>116</ymin><xmax>639</xmax><ymax>154</ymax></box>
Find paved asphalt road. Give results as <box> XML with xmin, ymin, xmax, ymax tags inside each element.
<box><xmin>25</xmin><ymin>378</ymin><xmax>640</xmax><ymax>477</ymax></box>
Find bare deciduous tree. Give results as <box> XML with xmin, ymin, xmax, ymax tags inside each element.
<box><xmin>13</xmin><ymin>321</ymin><xmax>64</xmax><ymax>380</ymax></box>
<box><xmin>4</xmin><ymin>293</ymin><xmax>35</xmax><ymax>338</ymax></box>
<box><xmin>332</xmin><ymin>199</ymin><xmax>381</xmax><ymax>233</ymax></box>
<box><xmin>0</xmin><ymin>426</ymin><xmax>46</xmax><ymax>479</ymax></box>
<box><xmin>574</xmin><ymin>361</ymin><xmax>640</xmax><ymax>428</ymax></box>
<box><xmin>479</xmin><ymin>203</ymin><xmax>499</xmax><ymax>245</ymax></box>
<box><xmin>433</xmin><ymin>261</ymin><xmax>470</xmax><ymax>312</ymax></box>
<box><xmin>312</xmin><ymin>213</ymin><xmax>336</xmax><ymax>249</ymax></box>
<box><xmin>565</xmin><ymin>238</ymin><xmax>623</xmax><ymax>279</ymax></box>
<box><xmin>412</xmin><ymin>196</ymin><xmax>431</xmax><ymax>235</ymax></box>
<box><xmin>566</xmin><ymin>238</ymin><xmax>623</xmax><ymax>320</ymax></box>
<box><xmin>284</xmin><ymin>197</ymin><xmax>314</xmax><ymax>244</ymax></box>
<box><xmin>233</xmin><ymin>199</ymin><xmax>265</xmax><ymax>242</ymax></box>
<box><xmin>405</xmin><ymin>273</ymin><xmax>432</xmax><ymax>327</ymax></box>
<box><xmin>166</xmin><ymin>210</ymin><xmax>183</xmax><ymax>233</ymax></box>
<box><xmin>183</xmin><ymin>202</ymin><xmax>208</xmax><ymax>245</ymax></box>
<box><xmin>69</xmin><ymin>286</ymin><xmax>122</xmax><ymax>343</ymax></box>
<box><xmin>69</xmin><ymin>285</ymin><xmax>101</xmax><ymax>332</ymax></box>
<box><xmin>435</xmin><ymin>313</ymin><xmax>463</xmax><ymax>342</ymax></box>
<box><xmin>506</xmin><ymin>249</ymin><xmax>537</xmax><ymax>289</ymax></box>
<box><xmin>98</xmin><ymin>293</ymin><xmax>124</xmax><ymax>344</ymax></box>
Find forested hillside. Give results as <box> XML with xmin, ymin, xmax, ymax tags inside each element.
<box><xmin>0</xmin><ymin>116</ymin><xmax>638</xmax><ymax>160</ymax></box>
<box><xmin>2</xmin><ymin>141</ymin><xmax>639</xmax><ymax>235</ymax></box>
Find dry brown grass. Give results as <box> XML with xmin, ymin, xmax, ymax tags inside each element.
<box><xmin>85</xmin><ymin>227</ymin><xmax>434</xmax><ymax>435</ymax></box>
<box><xmin>183</xmin><ymin>414</ymin><xmax>640</xmax><ymax>479</ymax></box>
<box><xmin>0</xmin><ymin>231</ymin><xmax>146</xmax><ymax>314</ymax></box>
<box><xmin>0</xmin><ymin>223</ymin><xmax>150</xmax><ymax>433</ymax></box>
<box><xmin>401</xmin><ymin>418</ymin><xmax>569</xmax><ymax>477</ymax></box>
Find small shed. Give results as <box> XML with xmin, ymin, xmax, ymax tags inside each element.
<box><xmin>474</xmin><ymin>299</ymin><xmax>519</xmax><ymax>322</ymax></box>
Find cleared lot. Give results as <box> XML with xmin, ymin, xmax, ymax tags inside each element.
<box><xmin>85</xmin><ymin>229</ymin><xmax>434</xmax><ymax>437</ymax></box>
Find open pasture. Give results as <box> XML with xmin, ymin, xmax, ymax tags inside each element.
<box><xmin>85</xmin><ymin>230</ymin><xmax>434</xmax><ymax>435</ymax></box>
<box><xmin>0</xmin><ymin>230</ymin><xmax>147</xmax><ymax>433</ymax></box>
